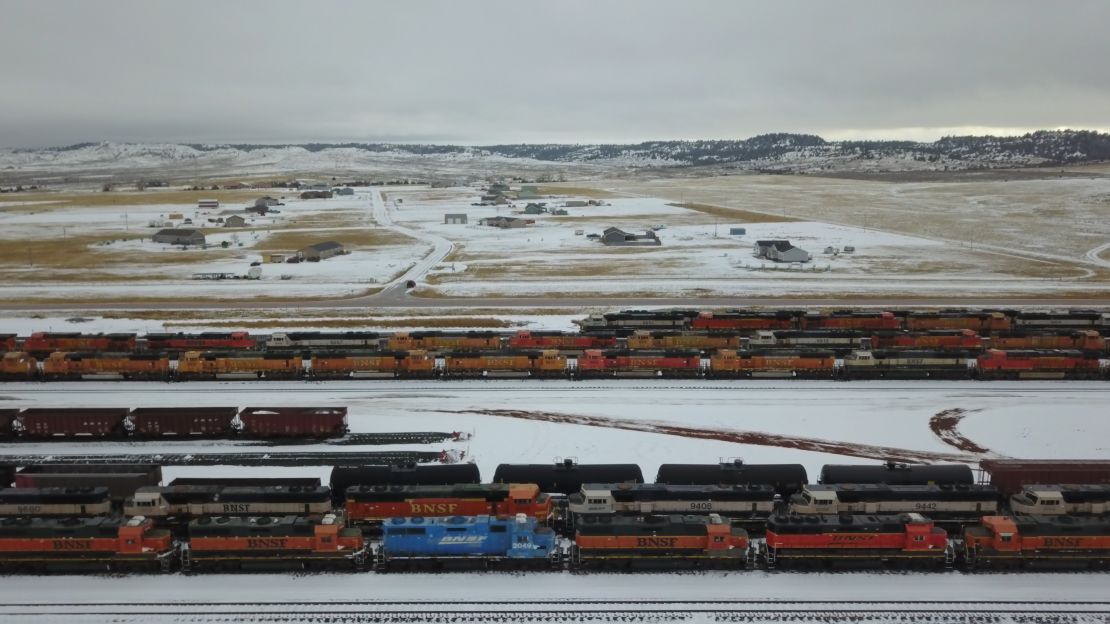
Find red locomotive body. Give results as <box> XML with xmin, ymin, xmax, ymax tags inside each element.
<box><xmin>905</xmin><ymin>311</ymin><xmax>1011</xmax><ymax>333</ymax></box>
<box><xmin>0</xmin><ymin>335</ymin><xmax>16</xmax><ymax>352</ymax></box>
<box><xmin>976</xmin><ymin>349</ymin><xmax>1102</xmax><ymax>379</ymax></box>
<box><xmin>801</xmin><ymin>311</ymin><xmax>901</xmax><ymax>331</ymax></box>
<box><xmin>145</xmin><ymin>332</ymin><xmax>256</xmax><ymax>351</ymax></box>
<box><xmin>963</xmin><ymin>515</ymin><xmax>1110</xmax><ymax>569</ymax></box>
<box><xmin>185</xmin><ymin>513</ymin><xmax>365</xmax><ymax>571</ymax></box>
<box><xmin>870</xmin><ymin>330</ymin><xmax>983</xmax><ymax>350</ymax></box>
<box><xmin>508</xmin><ymin>331</ymin><xmax>617</xmax><ymax>350</ymax></box>
<box><xmin>576</xmin><ymin>349</ymin><xmax>701</xmax><ymax>378</ymax></box>
<box><xmin>690</xmin><ymin>310</ymin><xmax>797</xmax><ymax>332</ymax></box>
<box><xmin>238</xmin><ymin>407</ymin><xmax>348</xmax><ymax>438</ymax></box>
<box><xmin>0</xmin><ymin>516</ymin><xmax>173</xmax><ymax>572</ymax></box>
<box><xmin>22</xmin><ymin>332</ymin><xmax>137</xmax><ymax>354</ymax></box>
<box><xmin>763</xmin><ymin>513</ymin><xmax>950</xmax><ymax>568</ymax></box>
<box><xmin>345</xmin><ymin>483</ymin><xmax>551</xmax><ymax>524</ymax></box>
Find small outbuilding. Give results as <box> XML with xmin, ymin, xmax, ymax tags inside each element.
<box><xmin>153</xmin><ymin>228</ymin><xmax>206</xmax><ymax>246</ymax></box>
<box><xmin>223</xmin><ymin>215</ymin><xmax>247</xmax><ymax>228</ymax></box>
<box><xmin>522</xmin><ymin>203</ymin><xmax>546</xmax><ymax>215</ymax></box>
<box><xmin>444</xmin><ymin>213</ymin><xmax>468</xmax><ymax>225</ymax></box>
<box><xmin>565</xmin><ymin>200</ymin><xmax>588</xmax><ymax>208</ymax></box>
<box><xmin>333</xmin><ymin>187</ymin><xmax>355</xmax><ymax>196</ymax></box>
<box><xmin>729</xmin><ymin>227</ymin><xmax>747</xmax><ymax>236</ymax></box>
<box><xmin>197</xmin><ymin>199</ymin><xmax>219</xmax><ymax>209</ymax></box>
<box><xmin>255</xmin><ymin>197</ymin><xmax>280</xmax><ymax>208</ymax></box>
<box><xmin>298</xmin><ymin>240</ymin><xmax>346</xmax><ymax>261</ymax></box>
<box><xmin>479</xmin><ymin>216</ymin><xmax>533</xmax><ymax>229</ymax></box>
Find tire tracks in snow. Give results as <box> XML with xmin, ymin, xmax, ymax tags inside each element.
<box><xmin>928</xmin><ymin>407</ymin><xmax>999</xmax><ymax>455</ymax></box>
<box><xmin>436</xmin><ymin>408</ymin><xmax>978</xmax><ymax>463</ymax></box>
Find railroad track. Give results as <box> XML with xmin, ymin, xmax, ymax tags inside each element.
<box><xmin>4</xmin><ymin>601</ymin><xmax>1108</xmax><ymax>623</ymax></box>
<box><xmin>0</xmin><ymin>450</ymin><xmax>444</xmax><ymax>466</ymax></box>
<box><xmin>256</xmin><ymin>432</ymin><xmax>459</xmax><ymax>446</ymax></box>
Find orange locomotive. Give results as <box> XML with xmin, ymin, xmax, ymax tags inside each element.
<box><xmin>0</xmin><ymin>516</ymin><xmax>173</xmax><ymax>572</ymax></box>
<box><xmin>762</xmin><ymin>513</ymin><xmax>951</xmax><ymax>569</ymax></box>
<box><xmin>386</xmin><ymin>331</ymin><xmax>502</xmax><ymax>351</ymax></box>
<box><xmin>575</xmin><ymin>349</ymin><xmax>701</xmax><ymax>378</ymax></box>
<box><xmin>708</xmin><ymin>349</ymin><xmax>836</xmax><ymax>378</ymax></box>
<box><xmin>870</xmin><ymin>330</ymin><xmax>983</xmax><ymax>351</ymax></box>
<box><xmin>345</xmin><ymin>483</ymin><xmax>552</xmax><ymax>526</ymax></box>
<box><xmin>976</xmin><ymin>349</ymin><xmax>1103</xmax><ymax>379</ymax></box>
<box><xmin>441</xmin><ymin>350</ymin><xmax>567</xmax><ymax>378</ymax></box>
<box><xmin>22</xmin><ymin>332</ymin><xmax>138</xmax><ymax>354</ymax></box>
<box><xmin>0</xmin><ymin>352</ymin><xmax>37</xmax><ymax>380</ymax></box>
<box><xmin>42</xmin><ymin>352</ymin><xmax>171</xmax><ymax>381</ymax></box>
<box><xmin>626</xmin><ymin>331</ymin><xmax>742</xmax><ymax>351</ymax></box>
<box><xmin>177</xmin><ymin>351</ymin><xmax>303</xmax><ymax>380</ymax></box>
<box><xmin>905</xmin><ymin>311</ymin><xmax>1011</xmax><ymax>333</ymax></box>
<box><xmin>183</xmin><ymin>513</ymin><xmax>366</xmax><ymax>571</ymax></box>
<box><xmin>690</xmin><ymin>310</ymin><xmax>797</xmax><ymax>332</ymax></box>
<box><xmin>310</xmin><ymin>350</ymin><xmax>435</xmax><ymax>379</ymax></box>
<box><xmin>988</xmin><ymin>330</ymin><xmax>1106</xmax><ymax>352</ymax></box>
<box><xmin>963</xmin><ymin>515</ymin><xmax>1110</xmax><ymax>569</ymax></box>
<box><xmin>800</xmin><ymin>311</ymin><xmax>901</xmax><ymax>331</ymax></box>
<box><xmin>573</xmin><ymin>514</ymin><xmax>749</xmax><ymax>569</ymax></box>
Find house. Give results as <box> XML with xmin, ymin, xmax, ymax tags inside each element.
<box><xmin>600</xmin><ymin>227</ymin><xmax>661</xmax><ymax>247</ymax></box>
<box><xmin>479</xmin><ymin>216</ymin><xmax>533</xmax><ymax>229</ymax></box>
<box><xmin>298</xmin><ymin>241</ymin><xmax>346</xmax><ymax>261</ymax></box>
<box><xmin>254</xmin><ymin>197</ymin><xmax>280</xmax><ymax>208</ymax></box>
<box><xmin>754</xmin><ymin>240</ymin><xmax>791</xmax><ymax>257</ymax></box>
<box><xmin>444</xmin><ymin>213</ymin><xmax>468</xmax><ymax>225</ymax></box>
<box><xmin>333</xmin><ymin>187</ymin><xmax>355</xmax><ymax>196</ymax></box>
<box><xmin>729</xmin><ymin>227</ymin><xmax>747</xmax><ymax>236</ymax></box>
<box><xmin>757</xmin><ymin>240</ymin><xmax>812</xmax><ymax>263</ymax></box>
<box><xmin>565</xmin><ymin>200</ymin><xmax>588</xmax><ymax>208</ymax></box>
<box><xmin>197</xmin><ymin>199</ymin><xmax>219</xmax><ymax>209</ymax></box>
<box><xmin>300</xmin><ymin>190</ymin><xmax>333</xmax><ymax>200</ymax></box>
<box><xmin>522</xmin><ymin>203</ymin><xmax>546</xmax><ymax>215</ymax></box>
<box><xmin>223</xmin><ymin>215</ymin><xmax>247</xmax><ymax>228</ymax></box>
<box><xmin>153</xmin><ymin>228</ymin><xmax>206</xmax><ymax>246</ymax></box>
<box><xmin>266</xmin><ymin>253</ymin><xmax>289</xmax><ymax>264</ymax></box>
<box><xmin>551</xmin><ymin>208</ymin><xmax>568</xmax><ymax>216</ymax></box>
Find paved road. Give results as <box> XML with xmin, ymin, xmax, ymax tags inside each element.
<box><xmin>367</xmin><ymin>188</ymin><xmax>455</xmax><ymax>302</ymax></box>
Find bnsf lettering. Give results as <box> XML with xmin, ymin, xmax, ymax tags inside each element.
<box><xmin>439</xmin><ymin>535</ymin><xmax>486</xmax><ymax>544</ymax></box>
<box><xmin>411</xmin><ymin>503</ymin><xmax>460</xmax><ymax>514</ymax></box>
<box><xmin>1043</xmin><ymin>537</ymin><xmax>1083</xmax><ymax>548</ymax></box>
<box><xmin>637</xmin><ymin>537</ymin><xmax>679</xmax><ymax>548</ymax></box>
<box><xmin>247</xmin><ymin>538</ymin><xmax>288</xmax><ymax>549</ymax></box>
<box><xmin>222</xmin><ymin>504</ymin><xmax>252</xmax><ymax>513</ymax></box>
<box><xmin>53</xmin><ymin>540</ymin><xmax>92</xmax><ymax>550</ymax></box>
<box><xmin>831</xmin><ymin>535</ymin><xmax>875</xmax><ymax>542</ymax></box>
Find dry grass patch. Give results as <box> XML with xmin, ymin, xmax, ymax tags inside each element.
<box><xmin>254</xmin><ymin>228</ymin><xmax>417</xmax><ymax>251</ymax></box>
<box><xmin>164</xmin><ymin>317</ymin><xmax>521</xmax><ymax>330</ymax></box>
<box><xmin>1</xmin><ymin>190</ymin><xmax>262</xmax><ymax>210</ymax></box>
<box><xmin>535</xmin><ymin>185</ymin><xmax>623</xmax><ymax>199</ymax></box>
<box><xmin>0</xmin><ymin>233</ymin><xmax>144</xmax><ymax>269</ymax></box>
<box><xmin>668</xmin><ymin>202</ymin><xmax>799</xmax><ymax>223</ymax></box>
<box><xmin>8</xmin><ymin>287</ymin><xmax>383</xmax><ymax>306</ymax></box>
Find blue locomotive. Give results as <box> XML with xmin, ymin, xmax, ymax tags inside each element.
<box><xmin>377</xmin><ymin>514</ymin><xmax>557</xmax><ymax>570</ymax></box>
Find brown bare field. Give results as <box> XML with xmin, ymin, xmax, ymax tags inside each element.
<box><xmin>11</xmin><ymin>287</ymin><xmax>382</xmax><ymax>306</ymax></box>
<box><xmin>164</xmin><ymin>317</ymin><xmax>521</xmax><ymax>330</ymax></box>
<box><xmin>0</xmin><ymin>189</ymin><xmax>262</xmax><ymax>210</ymax></box>
<box><xmin>667</xmin><ymin>202</ymin><xmax>799</xmax><ymax>223</ymax></box>
<box><xmin>253</xmin><ymin>228</ymin><xmax>417</xmax><ymax>251</ymax></box>
<box><xmin>535</xmin><ymin>185</ymin><xmax>623</xmax><ymax>199</ymax></box>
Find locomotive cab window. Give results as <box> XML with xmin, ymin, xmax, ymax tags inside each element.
<box><xmin>914</xmin><ymin>535</ymin><xmax>924</xmax><ymax>542</ymax></box>
<box><xmin>490</xmin><ymin>525</ymin><xmax>507</xmax><ymax>533</ymax></box>
<box><xmin>1000</xmin><ymin>534</ymin><xmax>1013</xmax><ymax>543</ymax></box>
<box><xmin>514</xmin><ymin>499</ymin><xmax>530</xmax><ymax>505</ymax></box>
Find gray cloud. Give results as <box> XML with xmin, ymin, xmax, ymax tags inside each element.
<box><xmin>1</xmin><ymin>0</ymin><xmax>1108</xmax><ymax>147</ymax></box>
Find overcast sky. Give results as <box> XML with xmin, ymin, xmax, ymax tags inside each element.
<box><xmin>1</xmin><ymin>1</ymin><xmax>1108</xmax><ymax>147</ymax></box>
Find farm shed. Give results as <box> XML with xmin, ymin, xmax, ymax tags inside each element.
<box><xmin>197</xmin><ymin>199</ymin><xmax>219</xmax><ymax>209</ymax></box>
<box><xmin>479</xmin><ymin>216</ymin><xmax>533</xmax><ymax>229</ymax></box>
<box><xmin>600</xmin><ymin>227</ymin><xmax>661</xmax><ymax>246</ymax></box>
<box><xmin>444</xmin><ymin>213</ymin><xmax>468</xmax><ymax>224</ymax></box>
<box><xmin>299</xmin><ymin>241</ymin><xmax>346</xmax><ymax>261</ymax></box>
<box><xmin>333</xmin><ymin>187</ymin><xmax>355</xmax><ymax>196</ymax></box>
<box><xmin>565</xmin><ymin>200</ymin><xmax>588</xmax><ymax>208</ymax></box>
<box><xmin>254</xmin><ymin>197</ymin><xmax>280</xmax><ymax>208</ymax></box>
<box><xmin>152</xmin><ymin>228</ymin><xmax>206</xmax><ymax>246</ymax></box>
<box><xmin>223</xmin><ymin>215</ymin><xmax>246</xmax><ymax>228</ymax></box>
<box><xmin>730</xmin><ymin>227</ymin><xmax>746</xmax><ymax>235</ymax></box>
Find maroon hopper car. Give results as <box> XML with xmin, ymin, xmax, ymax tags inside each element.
<box><xmin>238</xmin><ymin>406</ymin><xmax>348</xmax><ymax>438</ymax></box>
<box><xmin>127</xmin><ymin>407</ymin><xmax>238</xmax><ymax>437</ymax></box>
<box><xmin>980</xmin><ymin>459</ymin><xmax>1110</xmax><ymax>497</ymax></box>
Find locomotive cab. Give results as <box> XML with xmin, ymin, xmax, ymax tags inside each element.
<box><xmin>1010</xmin><ymin>487</ymin><xmax>1065</xmax><ymax>515</ymax></box>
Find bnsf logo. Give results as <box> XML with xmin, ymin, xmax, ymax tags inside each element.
<box><xmin>52</xmin><ymin>540</ymin><xmax>92</xmax><ymax>550</ymax></box>
<box><xmin>411</xmin><ymin>503</ymin><xmax>459</xmax><ymax>514</ymax></box>
<box><xmin>247</xmin><ymin>538</ymin><xmax>288</xmax><ymax>549</ymax></box>
<box><xmin>1044</xmin><ymin>537</ymin><xmax>1083</xmax><ymax>548</ymax></box>
<box><xmin>439</xmin><ymin>535</ymin><xmax>486</xmax><ymax>544</ymax></box>
<box><xmin>637</xmin><ymin>537</ymin><xmax>678</xmax><ymax>547</ymax></box>
<box><xmin>222</xmin><ymin>504</ymin><xmax>252</xmax><ymax>513</ymax></box>
<box><xmin>831</xmin><ymin>535</ymin><xmax>875</xmax><ymax>542</ymax></box>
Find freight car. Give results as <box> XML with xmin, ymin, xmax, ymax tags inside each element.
<box><xmin>0</xmin><ymin>487</ymin><xmax>112</xmax><ymax>517</ymax></box>
<box><xmin>267</xmin><ymin>332</ymin><xmax>381</xmax><ymax>350</ymax></box>
<box><xmin>975</xmin><ymin>349</ymin><xmax>1103</xmax><ymax>379</ymax></box>
<box><xmin>987</xmin><ymin>330</ymin><xmax>1106</xmax><ymax>352</ymax></box>
<box><xmin>22</xmin><ymin>332</ymin><xmax>137</xmax><ymax>355</ymax></box>
<box><xmin>708</xmin><ymin>349</ymin><xmax>836</xmax><ymax>379</ymax></box>
<box><xmin>575</xmin><ymin>349</ymin><xmax>700</xmax><ymax>378</ymax></box>
<box><xmin>1013</xmin><ymin>310</ymin><xmax>1110</xmax><ymax>331</ymax></box>
<box><xmin>440</xmin><ymin>350</ymin><xmax>567</xmax><ymax>378</ymax></box>
<box><xmin>124</xmin><ymin>485</ymin><xmax>332</xmax><ymax>521</ymax></box>
<box><xmin>655</xmin><ymin>461</ymin><xmax>808</xmax><ymax>497</ymax></box>
<box><xmin>310</xmin><ymin>350</ymin><xmax>435</xmax><ymax>379</ymax></box>
<box><xmin>144</xmin><ymin>331</ymin><xmax>256</xmax><ymax>351</ymax></box>
<box><xmin>377</xmin><ymin>515</ymin><xmax>557</xmax><ymax>570</ymax></box>
<box><xmin>568</xmin><ymin>483</ymin><xmax>776</xmax><ymax>523</ymax></box>
<box><xmin>0</xmin><ymin>352</ymin><xmax>36</xmax><ymax>380</ymax></box>
<box><xmin>578</xmin><ymin>310</ymin><xmax>700</xmax><ymax>332</ymax></box>
<box><xmin>800</xmin><ymin>311</ymin><xmax>901</xmax><ymax>331</ymax></box>
<box><xmin>762</xmin><ymin>513</ymin><xmax>951</xmax><ymax>569</ymax></box>
<box><xmin>572</xmin><ymin>514</ymin><xmax>749</xmax><ymax>569</ymax></box>
<box><xmin>41</xmin><ymin>352</ymin><xmax>171</xmax><ymax>381</ymax></box>
<box><xmin>1010</xmin><ymin>485</ymin><xmax>1110</xmax><ymax>516</ymax></box>
<box><xmin>0</xmin><ymin>515</ymin><xmax>174</xmax><ymax>573</ymax></box>
<box><xmin>963</xmin><ymin>515</ymin><xmax>1110</xmax><ymax>569</ymax></box>
<box><xmin>386</xmin><ymin>331</ymin><xmax>501</xmax><ymax>352</ymax></box>
<box><xmin>819</xmin><ymin>463</ymin><xmax>974</xmax><ymax>486</ymax></box>
<box><xmin>839</xmin><ymin>350</ymin><xmax>972</xmax><ymax>379</ymax></box>
<box><xmin>627</xmin><ymin>331</ymin><xmax>741</xmax><ymax>351</ymax></box>
<box><xmin>181</xmin><ymin>513</ymin><xmax>366</xmax><ymax>572</ymax></box>
<box><xmin>13</xmin><ymin>408</ymin><xmax>132</xmax><ymax>438</ymax></box>
<box><xmin>238</xmin><ymin>407</ymin><xmax>348</xmax><ymax>438</ymax></box>
<box><xmin>345</xmin><ymin>483</ymin><xmax>552</xmax><ymax>525</ymax></box>
<box><xmin>508</xmin><ymin>330</ymin><xmax>617</xmax><ymax>350</ymax></box>
<box><xmin>979</xmin><ymin>459</ymin><xmax>1110</xmax><ymax>497</ymax></box>
<box><xmin>788</xmin><ymin>484</ymin><xmax>999</xmax><ymax>523</ymax></box>
<box><xmin>329</xmin><ymin>464</ymin><xmax>481</xmax><ymax>505</ymax></box>
<box><xmin>690</xmin><ymin>310</ymin><xmax>798</xmax><ymax>332</ymax></box>
<box><xmin>905</xmin><ymin>311</ymin><xmax>1011</xmax><ymax>333</ymax></box>
<box><xmin>14</xmin><ymin>465</ymin><xmax>162</xmax><ymax>501</ymax></box>
<box><xmin>126</xmin><ymin>407</ymin><xmax>238</xmax><ymax>437</ymax></box>
<box><xmin>176</xmin><ymin>351</ymin><xmax>303</xmax><ymax>380</ymax></box>
<box><xmin>869</xmin><ymin>330</ymin><xmax>983</xmax><ymax>351</ymax></box>
<box><xmin>492</xmin><ymin>461</ymin><xmax>644</xmax><ymax>496</ymax></box>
